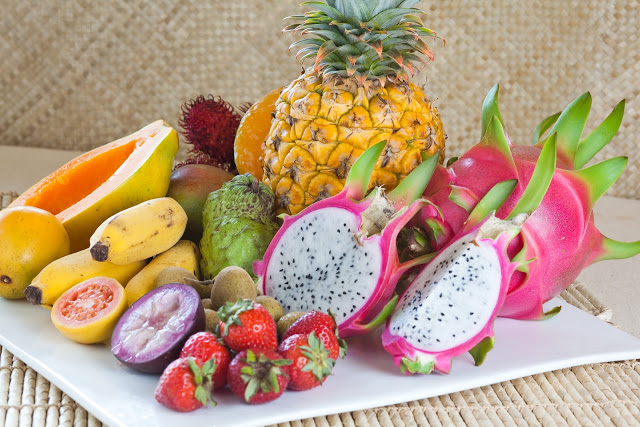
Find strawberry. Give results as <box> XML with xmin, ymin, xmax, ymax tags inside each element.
<box><xmin>277</xmin><ymin>331</ymin><xmax>335</xmax><ymax>391</ymax></box>
<box><xmin>218</xmin><ymin>299</ymin><xmax>278</xmax><ymax>352</ymax></box>
<box><xmin>180</xmin><ymin>332</ymin><xmax>231</xmax><ymax>390</ymax></box>
<box><xmin>154</xmin><ymin>357</ymin><xmax>216</xmax><ymax>412</ymax></box>
<box><xmin>282</xmin><ymin>310</ymin><xmax>347</xmax><ymax>359</ymax></box>
<box><xmin>227</xmin><ymin>348</ymin><xmax>292</xmax><ymax>404</ymax></box>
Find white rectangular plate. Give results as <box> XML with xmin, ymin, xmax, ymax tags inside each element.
<box><xmin>1</xmin><ymin>297</ymin><xmax>640</xmax><ymax>427</ymax></box>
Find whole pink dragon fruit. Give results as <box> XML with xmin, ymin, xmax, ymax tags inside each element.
<box><xmin>417</xmin><ymin>85</ymin><xmax>640</xmax><ymax>320</ymax></box>
<box><xmin>254</xmin><ymin>142</ymin><xmax>438</xmax><ymax>338</ymax></box>
<box><xmin>382</xmin><ymin>206</ymin><xmax>526</xmax><ymax>374</ymax></box>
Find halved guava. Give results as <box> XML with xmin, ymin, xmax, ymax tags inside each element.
<box><xmin>51</xmin><ymin>276</ymin><xmax>127</xmax><ymax>344</ymax></box>
<box><xmin>110</xmin><ymin>283</ymin><xmax>204</xmax><ymax>374</ymax></box>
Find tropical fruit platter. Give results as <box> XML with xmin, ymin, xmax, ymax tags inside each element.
<box><xmin>2</xmin><ymin>0</ymin><xmax>640</xmax><ymax>421</ymax></box>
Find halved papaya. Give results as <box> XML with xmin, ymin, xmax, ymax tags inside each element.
<box><xmin>10</xmin><ymin>121</ymin><xmax>179</xmax><ymax>252</ymax></box>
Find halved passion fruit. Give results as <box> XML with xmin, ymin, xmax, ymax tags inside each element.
<box><xmin>51</xmin><ymin>277</ymin><xmax>127</xmax><ymax>344</ymax></box>
<box><xmin>110</xmin><ymin>283</ymin><xmax>205</xmax><ymax>374</ymax></box>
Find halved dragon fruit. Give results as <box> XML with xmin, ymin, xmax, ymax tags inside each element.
<box><xmin>416</xmin><ymin>86</ymin><xmax>640</xmax><ymax>319</ymax></box>
<box><xmin>255</xmin><ymin>142</ymin><xmax>438</xmax><ymax>338</ymax></box>
<box><xmin>382</xmin><ymin>179</ymin><xmax>526</xmax><ymax>374</ymax></box>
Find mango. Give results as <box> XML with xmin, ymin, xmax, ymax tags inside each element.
<box><xmin>166</xmin><ymin>164</ymin><xmax>234</xmax><ymax>242</ymax></box>
<box><xmin>0</xmin><ymin>207</ymin><xmax>71</xmax><ymax>299</ymax></box>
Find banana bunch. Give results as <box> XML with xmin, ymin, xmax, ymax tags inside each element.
<box><xmin>24</xmin><ymin>249</ymin><xmax>146</xmax><ymax>307</ymax></box>
<box><xmin>89</xmin><ymin>197</ymin><xmax>188</xmax><ymax>264</ymax></box>
<box><xmin>26</xmin><ymin>198</ymin><xmax>199</xmax><ymax>308</ymax></box>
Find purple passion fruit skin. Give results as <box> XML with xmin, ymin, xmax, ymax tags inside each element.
<box><xmin>111</xmin><ymin>283</ymin><xmax>205</xmax><ymax>374</ymax></box>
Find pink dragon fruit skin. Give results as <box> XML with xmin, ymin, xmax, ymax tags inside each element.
<box><xmin>254</xmin><ymin>142</ymin><xmax>439</xmax><ymax>338</ymax></box>
<box><xmin>418</xmin><ymin>85</ymin><xmax>640</xmax><ymax>320</ymax></box>
<box><xmin>382</xmin><ymin>211</ymin><xmax>526</xmax><ymax>374</ymax></box>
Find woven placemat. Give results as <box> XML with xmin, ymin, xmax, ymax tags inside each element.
<box><xmin>1</xmin><ymin>191</ymin><xmax>638</xmax><ymax>427</ymax></box>
<box><xmin>1</xmin><ymin>0</ymin><xmax>640</xmax><ymax>200</ymax></box>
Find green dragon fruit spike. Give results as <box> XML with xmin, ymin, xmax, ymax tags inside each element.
<box><xmin>481</xmin><ymin>84</ymin><xmax>505</xmax><ymax>138</ymax></box>
<box><xmin>479</xmin><ymin>115</ymin><xmax>517</xmax><ymax>169</ymax></box>
<box><xmin>468</xmin><ymin>336</ymin><xmax>495</xmax><ymax>366</ymax></box>
<box><xmin>355</xmin><ymin>294</ymin><xmax>400</xmax><ymax>332</ymax></box>
<box><xmin>532</xmin><ymin>111</ymin><xmax>561</xmax><ymax>145</ymax></box>
<box><xmin>424</xmin><ymin>217</ymin><xmax>450</xmax><ymax>249</ymax></box>
<box><xmin>387</xmin><ymin>152</ymin><xmax>439</xmax><ymax>208</ymax></box>
<box><xmin>567</xmin><ymin>156</ymin><xmax>628</xmax><ymax>211</ymax></box>
<box><xmin>465</xmin><ymin>179</ymin><xmax>518</xmax><ymax>228</ymax></box>
<box><xmin>448</xmin><ymin>185</ymin><xmax>479</xmax><ymax>212</ymax></box>
<box><xmin>593</xmin><ymin>236</ymin><xmax>640</xmax><ymax>264</ymax></box>
<box><xmin>507</xmin><ymin>133</ymin><xmax>557</xmax><ymax>218</ymax></box>
<box><xmin>537</xmin><ymin>92</ymin><xmax>591</xmax><ymax>168</ymax></box>
<box><xmin>574</xmin><ymin>99</ymin><xmax>626</xmax><ymax>169</ymax></box>
<box><xmin>344</xmin><ymin>140</ymin><xmax>386</xmax><ymax>200</ymax></box>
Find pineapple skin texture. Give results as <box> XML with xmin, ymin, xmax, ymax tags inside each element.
<box><xmin>262</xmin><ymin>71</ymin><xmax>446</xmax><ymax>215</ymax></box>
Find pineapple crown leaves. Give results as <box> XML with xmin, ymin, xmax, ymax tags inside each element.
<box><xmin>299</xmin><ymin>332</ymin><xmax>336</xmax><ymax>382</ymax></box>
<box><xmin>187</xmin><ymin>357</ymin><xmax>217</xmax><ymax>407</ymax></box>
<box><xmin>285</xmin><ymin>0</ymin><xmax>442</xmax><ymax>85</ymax></box>
<box><xmin>240</xmin><ymin>350</ymin><xmax>292</xmax><ymax>402</ymax></box>
<box><xmin>217</xmin><ymin>298</ymin><xmax>255</xmax><ymax>337</ymax></box>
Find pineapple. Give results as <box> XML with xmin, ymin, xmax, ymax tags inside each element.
<box><xmin>263</xmin><ymin>0</ymin><xmax>445</xmax><ymax>214</ymax></box>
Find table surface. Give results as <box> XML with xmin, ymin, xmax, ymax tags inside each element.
<box><xmin>2</xmin><ymin>144</ymin><xmax>639</xmax><ymax>338</ymax></box>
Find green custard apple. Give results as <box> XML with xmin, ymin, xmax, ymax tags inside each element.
<box><xmin>200</xmin><ymin>174</ymin><xmax>279</xmax><ymax>279</ymax></box>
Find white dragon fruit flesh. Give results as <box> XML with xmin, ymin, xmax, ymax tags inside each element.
<box><xmin>255</xmin><ymin>141</ymin><xmax>439</xmax><ymax>338</ymax></box>
<box><xmin>382</xmin><ymin>211</ymin><xmax>526</xmax><ymax>375</ymax></box>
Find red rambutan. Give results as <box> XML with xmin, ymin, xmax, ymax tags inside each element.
<box><xmin>178</xmin><ymin>95</ymin><xmax>242</xmax><ymax>172</ymax></box>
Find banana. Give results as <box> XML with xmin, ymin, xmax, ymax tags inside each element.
<box><xmin>24</xmin><ymin>249</ymin><xmax>146</xmax><ymax>307</ymax></box>
<box><xmin>89</xmin><ymin>197</ymin><xmax>188</xmax><ymax>265</ymax></box>
<box><xmin>125</xmin><ymin>240</ymin><xmax>200</xmax><ymax>306</ymax></box>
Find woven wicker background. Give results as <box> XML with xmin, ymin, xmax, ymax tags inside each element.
<box><xmin>1</xmin><ymin>0</ymin><xmax>639</xmax><ymax>198</ymax></box>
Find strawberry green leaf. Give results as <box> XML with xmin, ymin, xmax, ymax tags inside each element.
<box><xmin>244</xmin><ymin>378</ymin><xmax>260</xmax><ymax>402</ymax></box>
<box><xmin>194</xmin><ymin>386</ymin><xmax>208</xmax><ymax>405</ymax></box>
<box><xmin>201</xmin><ymin>359</ymin><xmax>216</xmax><ymax>378</ymax></box>
<box><xmin>268</xmin><ymin>370</ymin><xmax>280</xmax><ymax>394</ymax></box>
<box><xmin>188</xmin><ymin>357</ymin><xmax>203</xmax><ymax>385</ymax></box>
